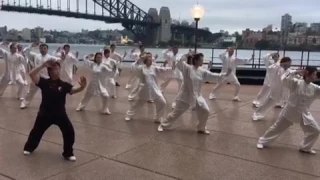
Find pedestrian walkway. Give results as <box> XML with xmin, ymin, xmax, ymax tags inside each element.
<box><xmin>0</xmin><ymin>68</ymin><xmax>320</xmax><ymax>180</ymax></box>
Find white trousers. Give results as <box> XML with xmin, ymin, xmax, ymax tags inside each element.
<box><xmin>160</xmin><ymin>78</ymin><xmax>182</xmax><ymax>108</ymax></box>
<box><xmin>78</xmin><ymin>90</ymin><xmax>109</xmax><ymax>112</ymax></box>
<box><xmin>211</xmin><ymin>78</ymin><xmax>241</xmax><ymax>97</ymax></box>
<box><xmin>258</xmin><ymin>116</ymin><xmax>320</xmax><ymax>151</ymax></box>
<box><xmin>126</xmin><ymin>95</ymin><xmax>166</xmax><ymax>120</ymax></box>
<box><xmin>160</xmin><ymin>78</ymin><xmax>182</xmax><ymax>92</ymax></box>
<box><xmin>0</xmin><ymin>73</ymin><xmax>28</xmax><ymax>99</ymax></box>
<box><xmin>106</xmin><ymin>78</ymin><xmax>117</xmax><ymax>97</ymax></box>
<box><xmin>126</xmin><ymin>76</ymin><xmax>139</xmax><ymax>87</ymax></box>
<box><xmin>161</xmin><ymin>100</ymin><xmax>210</xmax><ymax>131</ymax></box>
<box><xmin>253</xmin><ymin>96</ymin><xmax>276</xmax><ymax>120</ymax></box>
<box><xmin>114</xmin><ymin>70</ymin><xmax>120</xmax><ymax>83</ymax></box>
<box><xmin>21</xmin><ymin>83</ymin><xmax>39</xmax><ymax>106</ymax></box>
<box><xmin>253</xmin><ymin>84</ymin><xmax>270</xmax><ymax>105</ymax></box>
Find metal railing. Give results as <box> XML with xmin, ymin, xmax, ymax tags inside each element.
<box><xmin>209</xmin><ymin>48</ymin><xmax>320</xmax><ymax>69</ymax></box>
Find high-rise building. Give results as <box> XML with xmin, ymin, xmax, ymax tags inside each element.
<box><xmin>281</xmin><ymin>13</ymin><xmax>292</xmax><ymax>32</ymax></box>
<box><xmin>21</xmin><ymin>28</ymin><xmax>31</xmax><ymax>41</ymax></box>
<box><xmin>281</xmin><ymin>13</ymin><xmax>292</xmax><ymax>45</ymax></box>
<box><xmin>293</xmin><ymin>22</ymin><xmax>308</xmax><ymax>34</ymax></box>
<box><xmin>34</xmin><ymin>26</ymin><xmax>44</xmax><ymax>38</ymax></box>
<box><xmin>0</xmin><ymin>26</ymin><xmax>8</xmax><ymax>36</ymax></box>
<box><xmin>310</xmin><ymin>23</ymin><xmax>320</xmax><ymax>32</ymax></box>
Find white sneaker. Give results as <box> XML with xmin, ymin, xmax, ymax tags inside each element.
<box><xmin>157</xmin><ymin>125</ymin><xmax>164</xmax><ymax>132</ymax></box>
<box><xmin>209</xmin><ymin>93</ymin><xmax>216</xmax><ymax>100</ymax></box>
<box><xmin>252</xmin><ymin>113</ymin><xmax>264</xmax><ymax>121</ymax></box>
<box><xmin>148</xmin><ymin>100</ymin><xmax>154</xmax><ymax>103</ymax></box>
<box><xmin>23</xmin><ymin>151</ymin><xmax>31</xmax><ymax>155</ymax></box>
<box><xmin>232</xmin><ymin>96</ymin><xmax>241</xmax><ymax>101</ymax></box>
<box><xmin>171</xmin><ymin>102</ymin><xmax>176</xmax><ymax>109</ymax></box>
<box><xmin>197</xmin><ymin>130</ymin><xmax>210</xmax><ymax>135</ymax></box>
<box><xmin>20</xmin><ymin>103</ymin><xmax>27</xmax><ymax>109</ymax></box>
<box><xmin>125</xmin><ymin>117</ymin><xmax>131</xmax><ymax>121</ymax></box>
<box><xmin>8</xmin><ymin>81</ymin><xmax>13</xmax><ymax>85</ymax></box>
<box><xmin>112</xmin><ymin>95</ymin><xmax>117</xmax><ymax>99</ymax></box>
<box><xmin>299</xmin><ymin>149</ymin><xmax>316</xmax><ymax>154</ymax></box>
<box><xmin>101</xmin><ymin>108</ymin><xmax>111</xmax><ymax>115</ymax></box>
<box><xmin>256</xmin><ymin>143</ymin><xmax>264</xmax><ymax>149</ymax></box>
<box><xmin>125</xmin><ymin>84</ymin><xmax>131</xmax><ymax>89</ymax></box>
<box><xmin>65</xmin><ymin>156</ymin><xmax>77</xmax><ymax>161</ymax></box>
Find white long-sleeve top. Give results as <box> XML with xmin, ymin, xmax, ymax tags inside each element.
<box><xmin>102</xmin><ymin>57</ymin><xmax>118</xmax><ymax>78</ymax></box>
<box><xmin>0</xmin><ymin>48</ymin><xmax>26</xmax><ymax>80</ymax></box>
<box><xmin>131</xmin><ymin>61</ymin><xmax>173</xmax><ymax>100</ymax></box>
<box><xmin>219</xmin><ymin>51</ymin><xmax>251</xmax><ymax>81</ymax></box>
<box><xmin>262</xmin><ymin>53</ymin><xmax>276</xmax><ymax>86</ymax></box>
<box><xmin>267</xmin><ymin>62</ymin><xmax>286</xmax><ymax>100</ymax></box>
<box><xmin>53</xmin><ymin>50</ymin><xmax>78</xmax><ymax>81</ymax></box>
<box><xmin>24</xmin><ymin>45</ymin><xmax>59</xmax><ymax>78</ymax></box>
<box><xmin>280</xmin><ymin>70</ymin><xmax>320</xmax><ymax>125</ymax></box>
<box><xmin>162</xmin><ymin>49</ymin><xmax>183</xmax><ymax>80</ymax></box>
<box><xmin>110</xmin><ymin>52</ymin><xmax>123</xmax><ymax>64</ymax></box>
<box><xmin>176</xmin><ymin>55</ymin><xmax>227</xmax><ymax>106</ymax></box>
<box><xmin>83</xmin><ymin>56</ymin><xmax>113</xmax><ymax>96</ymax></box>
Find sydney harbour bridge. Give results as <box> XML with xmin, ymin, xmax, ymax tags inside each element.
<box><xmin>0</xmin><ymin>0</ymin><xmax>212</xmax><ymax>45</ymax></box>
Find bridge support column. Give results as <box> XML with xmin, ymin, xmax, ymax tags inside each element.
<box><xmin>158</xmin><ymin>7</ymin><xmax>172</xmax><ymax>43</ymax></box>
<box><xmin>147</xmin><ymin>8</ymin><xmax>159</xmax><ymax>45</ymax></box>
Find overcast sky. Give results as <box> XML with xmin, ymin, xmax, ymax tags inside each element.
<box><xmin>0</xmin><ymin>0</ymin><xmax>319</xmax><ymax>33</ymax></box>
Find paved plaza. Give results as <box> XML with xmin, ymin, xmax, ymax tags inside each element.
<box><xmin>0</xmin><ymin>67</ymin><xmax>320</xmax><ymax>180</ymax></box>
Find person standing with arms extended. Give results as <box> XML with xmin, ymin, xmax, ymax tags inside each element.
<box><xmin>23</xmin><ymin>60</ymin><xmax>87</xmax><ymax>161</ymax></box>
<box><xmin>257</xmin><ymin>66</ymin><xmax>320</xmax><ymax>154</ymax></box>
<box><xmin>209</xmin><ymin>47</ymin><xmax>253</xmax><ymax>101</ymax></box>
<box><xmin>20</xmin><ymin>43</ymin><xmax>64</xmax><ymax>109</ymax></box>
<box><xmin>158</xmin><ymin>52</ymin><xmax>231</xmax><ymax>134</ymax></box>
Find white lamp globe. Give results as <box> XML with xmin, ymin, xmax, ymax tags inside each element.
<box><xmin>191</xmin><ymin>4</ymin><xmax>205</xmax><ymax>20</ymax></box>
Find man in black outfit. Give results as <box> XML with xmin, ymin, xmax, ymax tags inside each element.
<box><xmin>23</xmin><ymin>59</ymin><xmax>87</xmax><ymax>162</ymax></box>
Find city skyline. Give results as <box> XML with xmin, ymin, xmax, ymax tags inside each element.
<box><xmin>0</xmin><ymin>0</ymin><xmax>319</xmax><ymax>33</ymax></box>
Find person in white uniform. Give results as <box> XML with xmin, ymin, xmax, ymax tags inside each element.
<box><xmin>257</xmin><ymin>66</ymin><xmax>320</xmax><ymax>154</ymax></box>
<box><xmin>20</xmin><ymin>43</ymin><xmax>64</xmax><ymax>109</ymax></box>
<box><xmin>0</xmin><ymin>43</ymin><xmax>28</xmax><ymax>99</ymax></box>
<box><xmin>76</xmin><ymin>52</ymin><xmax>114</xmax><ymax>115</ymax></box>
<box><xmin>125</xmin><ymin>45</ymin><xmax>145</xmax><ymax>89</ymax></box>
<box><xmin>158</xmin><ymin>53</ymin><xmax>231</xmax><ymax>134</ymax></box>
<box><xmin>101</xmin><ymin>48</ymin><xmax>118</xmax><ymax>98</ymax></box>
<box><xmin>110</xmin><ymin>44</ymin><xmax>126</xmax><ymax>86</ymax></box>
<box><xmin>125</xmin><ymin>52</ymin><xmax>174</xmax><ymax>122</ymax></box>
<box><xmin>252</xmin><ymin>52</ymin><xmax>279</xmax><ymax>107</ymax></box>
<box><xmin>53</xmin><ymin>44</ymin><xmax>78</xmax><ymax>84</ymax></box>
<box><xmin>252</xmin><ymin>57</ymin><xmax>292</xmax><ymax>121</ymax></box>
<box><xmin>160</xmin><ymin>46</ymin><xmax>183</xmax><ymax>108</ymax></box>
<box><xmin>209</xmin><ymin>47</ymin><xmax>253</xmax><ymax>101</ymax></box>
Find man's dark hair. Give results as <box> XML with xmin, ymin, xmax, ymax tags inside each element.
<box><xmin>304</xmin><ymin>66</ymin><xmax>318</xmax><ymax>78</ymax></box>
<box><xmin>191</xmin><ymin>53</ymin><xmax>204</xmax><ymax>65</ymax></box>
<box><xmin>280</xmin><ymin>57</ymin><xmax>291</xmax><ymax>63</ymax></box>
<box><xmin>47</xmin><ymin>62</ymin><xmax>61</xmax><ymax>77</ymax></box>
<box><xmin>40</xmin><ymin>43</ymin><xmax>49</xmax><ymax>48</ymax></box>
<box><xmin>110</xmin><ymin>44</ymin><xmax>116</xmax><ymax>47</ymax></box>
<box><xmin>9</xmin><ymin>43</ymin><xmax>17</xmax><ymax>49</ymax></box>
<box><xmin>63</xmin><ymin>44</ymin><xmax>70</xmax><ymax>49</ymax></box>
<box><xmin>104</xmin><ymin>48</ymin><xmax>110</xmax><ymax>54</ymax></box>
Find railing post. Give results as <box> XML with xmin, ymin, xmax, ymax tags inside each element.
<box><xmin>252</xmin><ymin>49</ymin><xmax>255</xmax><ymax>68</ymax></box>
<box><xmin>258</xmin><ymin>49</ymin><xmax>261</xmax><ymax>68</ymax></box>
<box><xmin>307</xmin><ymin>51</ymin><xmax>310</xmax><ymax>66</ymax></box>
<box><xmin>283</xmin><ymin>49</ymin><xmax>286</xmax><ymax>57</ymax></box>
<box><xmin>211</xmin><ymin>47</ymin><xmax>214</xmax><ymax>64</ymax></box>
<box><xmin>300</xmin><ymin>51</ymin><xmax>304</xmax><ymax>68</ymax></box>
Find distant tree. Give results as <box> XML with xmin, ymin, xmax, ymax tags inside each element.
<box><xmin>255</xmin><ymin>40</ymin><xmax>269</xmax><ymax>49</ymax></box>
<box><xmin>210</xmin><ymin>33</ymin><xmax>223</xmax><ymax>42</ymax></box>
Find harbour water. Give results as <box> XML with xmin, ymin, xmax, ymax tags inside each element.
<box><xmin>2</xmin><ymin>43</ymin><xmax>320</xmax><ymax>68</ymax></box>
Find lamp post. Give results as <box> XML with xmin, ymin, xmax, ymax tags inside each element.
<box><xmin>191</xmin><ymin>4</ymin><xmax>205</xmax><ymax>52</ymax></box>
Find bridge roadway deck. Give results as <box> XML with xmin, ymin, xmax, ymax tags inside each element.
<box><xmin>0</xmin><ymin>66</ymin><xmax>320</xmax><ymax>180</ymax></box>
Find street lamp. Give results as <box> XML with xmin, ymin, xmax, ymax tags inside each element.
<box><xmin>191</xmin><ymin>4</ymin><xmax>205</xmax><ymax>52</ymax></box>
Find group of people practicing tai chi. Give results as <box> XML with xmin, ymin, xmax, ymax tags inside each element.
<box><xmin>0</xmin><ymin>42</ymin><xmax>319</xmax><ymax>162</ymax></box>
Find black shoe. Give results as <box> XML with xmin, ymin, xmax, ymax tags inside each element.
<box><xmin>116</xmin><ymin>82</ymin><xmax>120</xmax><ymax>86</ymax></box>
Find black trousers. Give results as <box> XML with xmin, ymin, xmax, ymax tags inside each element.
<box><xmin>24</xmin><ymin>113</ymin><xmax>75</xmax><ymax>157</ymax></box>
